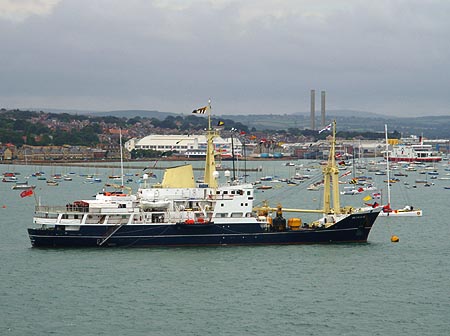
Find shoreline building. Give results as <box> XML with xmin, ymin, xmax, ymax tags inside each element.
<box><xmin>125</xmin><ymin>135</ymin><xmax>243</xmax><ymax>159</ymax></box>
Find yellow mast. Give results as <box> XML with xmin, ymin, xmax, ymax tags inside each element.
<box><xmin>203</xmin><ymin>99</ymin><xmax>218</xmax><ymax>188</ymax></box>
<box><xmin>254</xmin><ymin>120</ymin><xmax>345</xmax><ymax>215</ymax></box>
<box><xmin>322</xmin><ymin>120</ymin><xmax>341</xmax><ymax>214</ymax></box>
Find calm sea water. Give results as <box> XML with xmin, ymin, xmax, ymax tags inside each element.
<box><xmin>1</xmin><ymin>160</ymin><xmax>449</xmax><ymax>336</ymax></box>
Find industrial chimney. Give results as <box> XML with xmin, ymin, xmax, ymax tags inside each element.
<box><xmin>321</xmin><ymin>91</ymin><xmax>326</xmax><ymax>128</ymax></box>
<box><xmin>310</xmin><ymin>90</ymin><xmax>315</xmax><ymax>130</ymax></box>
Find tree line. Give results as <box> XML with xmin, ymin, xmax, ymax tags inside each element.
<box><xmin>0</xmin><ymin>109</ymin><xmax>394</xmax><ymax>148</ymax></box>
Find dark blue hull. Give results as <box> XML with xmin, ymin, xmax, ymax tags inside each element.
<box><xmin>28</xmin><ymin>210</ymin><xmax>380</xmax><ymax>247</ymax></box>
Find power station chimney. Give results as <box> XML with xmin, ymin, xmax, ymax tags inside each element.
<box><xmin>321</xmin><ymin>91</ymin><xmax>326</xmax><ymax>128</ymax></box>
<box><xmin>310</xmin><ymin>89</ymin><xmax>315</xmax><ymax>130</ymax></box>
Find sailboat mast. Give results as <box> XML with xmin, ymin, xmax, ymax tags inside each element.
<box><xmin>119</xmin><ymin>128</ymin><xmax>124</xmax><ymax>188</ymax></box>
<box><xmin>385</xmin><ymin>124</ymin><xmax>391</xmax><ymax>207</ymax></box>
<box><xmin>231</xmin><ymin>131</ymin><xmax>236</xmax><ymax>182</ymax></box>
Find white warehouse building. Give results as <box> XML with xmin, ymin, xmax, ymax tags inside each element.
<box><xmin>124</xmin><ymin>134</ymin><xmax>243</xmax><ymax>158</ymax></box>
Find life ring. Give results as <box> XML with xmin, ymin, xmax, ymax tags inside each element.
<box><xmin>417</xmin><ymin>211</ymin><xmax>420</xmax><ymax>215</ymax></box>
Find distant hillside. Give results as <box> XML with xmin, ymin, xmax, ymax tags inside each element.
<box><xmin>26</xmin><ymin>108</ymin><xmax>176</xmax><ymax>120</ymax></box>
<box><xmin>325</xmin><ymin>109</ymin><xmax>391</xmax><ymax>118</ymax></box>
<box><xmin>87</xmin><ymin>110</ymin><xmax>177</xmax><ymax>120</ymax></box>
<box><xmin>25</xmin><ymin>108</ymin><xmax>100</xmax><ymax>115</ymax></box>
<box><xmin>218</xmin><ymin>112</ymin><xmax>450</xmax><ymax>138</ymax></box>
<box><xmin>293</xmin><ymin>109</ymin><xmax>391</xmax><ymax>119</ymax></box>
<box><xmin>20</xmin><ymin>107</ymin><xmax>450</xmax><ymax>138</ymax></box>
<box><xmin>218</xmin><ymin>112</ymin><xmax>389</xmax><ymax>131</ymax></box>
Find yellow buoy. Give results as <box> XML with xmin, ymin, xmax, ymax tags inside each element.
<box><xmin>391</xmin><ymin>235</ymin><xmax>399</xmax><ymax>243</ymax></box>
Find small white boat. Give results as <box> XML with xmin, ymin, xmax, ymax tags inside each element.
<box><xmin>2</xmin><ymin>176</ymin><xmax>18</xmax><ymax>183</ymax></box>
<box><xmin>340</xmin><ymin>186</ymin><xmax>362</xmax><ymax>195</ymax></box>
<box><xmin>140</xmin><ymin>200</ymin><xmax>171</xmax><ymax>211</ymax></box>
<box><xmin>379</xmin><ymin>206</ymin><xmax>423</xmax><ymax>217</ymax></box>
<box><xmin>256</xmin><ymin>185</ymin><xmax>272</xmax><ymax>190</ymax></box>
<box><xmin>12</xmin><ymin>182</ymin><xmax>36</xmax><ymax>190</ymax></box>
<box><xmin>307</xmin><ymin>184</ymin><xmax>319</xmax><ymax>191</ymax></box>
<box><xmin>415</xmin><ymin>179</ymin><xmax>428</xmax><ymax>184</ymax></box>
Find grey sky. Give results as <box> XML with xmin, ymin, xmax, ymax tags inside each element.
<box><xmin>1</xmin><ymin>0</ymin><xmax>449</xmax><ymax>117</ymax></box>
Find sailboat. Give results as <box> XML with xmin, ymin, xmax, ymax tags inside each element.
<box><xmin>27</xmin><ymin>104</ymin><xmax>381</xmax><ymax>248</ymax></box>
<box><xmin>379</xmin><ymin>125</ymin><xmax>423</xmax><ymax>217</ymax></box>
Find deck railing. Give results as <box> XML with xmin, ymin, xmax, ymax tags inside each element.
<box><xmin>35</xmin><ymin>205</ymin><xmax>89</xmax><ymax>213</ymax></box>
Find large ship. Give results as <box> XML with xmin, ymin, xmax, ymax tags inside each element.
<box><xmin>27</xmin><ymin>105</ymin><xmax>380</xmax><ymax>247</ymax></box>
<box><xmin>389</xmin><ymin>135</ymin><xmax>442</xmax><ymax>163</ymax></box>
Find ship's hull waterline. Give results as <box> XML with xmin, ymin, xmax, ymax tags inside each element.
<box><xmin>28</xmin><ymin>210</ymin><xmax>380</xmax><ymax>247</ymax></box>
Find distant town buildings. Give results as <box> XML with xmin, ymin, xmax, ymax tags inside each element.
<box><xmin>12</xmin><ymin>145</ymin><xmax>108</xmax><ymax>161</ymax></box>
<box><xmin>2</xmin><ymin>135</ymin><xmax>448</xmax><ymax>162</ymax></box>
<box><xmin>0</xmin><ymin>108</ymin><xmax>448</xmax><ymax>162</ymax></box>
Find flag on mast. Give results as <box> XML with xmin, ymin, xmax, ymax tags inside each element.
<box><xmin>363</xmin><ymin>195</ymin><xmax>372</xmax><ymax>202</ymax></box>
<box><xmin>318</xmin><ymin>123</ymin><xmax>332</xmax><ymax>134</ymax></box>
<box><xmin>192</xmin><ymin>106</ymin><xmax>208</xmax><ymax>114</ymax></box>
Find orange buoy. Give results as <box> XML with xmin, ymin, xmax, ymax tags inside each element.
<box><xmin>391</xmin><ymin>235</ymin><xmax>399</xmax><ymax>243</ymax></box>
<box><xmin>2</xmin><ymin>205</ymin><xmax>6</xmax><ymax>208</ymax></box>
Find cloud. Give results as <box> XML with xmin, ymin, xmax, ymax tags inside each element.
<box><xmin>0</xmin><ymin>0</ymin><xmax>60</xmax><ymax>22</ymax></box>
<box><xmin>1</xmin><ymin>0</ymin><xmax>450</xmax><ymax>116</ymax></box>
